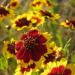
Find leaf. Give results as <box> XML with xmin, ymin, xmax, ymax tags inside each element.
<box><xmin>0</xmin><ymin>55</ymin><xmax>8</xmax><ymax>70</ymax></box>
<box><xmin>31</xmin><ymin>71</ymin><xmax>40</xmax><ymax>75</ymax></box>
<box><xmin>8</xmin><ymin>58</ymin><xmax>17</xmax><ymax>72</ymax></box>
<box><xmin>71</xmin><ymin>53</ymin><xmax>75</xmax><ymax>64</ymax></box>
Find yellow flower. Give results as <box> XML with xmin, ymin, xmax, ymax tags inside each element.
<box><xmin>14</xmin><ymin>65</ymin><xmax>32</xmax><ymax>75</ymax></box>
<box><xmin>60</xmin><ymin>20</ymin><xmax>75</xmax><ymax>29</ymax></box>
<box><xmin>31</xmin><ymin>0</ymin><xmax>43</xmax><ymax>11</ymax></box>
<box><xmin>39</xmin><ymin>10</ymin><xmax>60</xmax><ymax>20</ymax></box>
<box><xmin>2</xmin><ymin>39</ymin><xmax>16</xmax><ymax>59</ymax></box>
<box><xmin>12</xmin><ymin>12</ymin><xmax>32</xmax><ymax>30</ymax></box>
<box><xmin>12</xmin><ymin>11</ymin><xmax>45</xmax><ymax>30</ymax></box>
<box><xmin>0</xmin><ymin>6</ymin><xmax>10</xmax><ymax>20</ymax></box>
<box><xmin>31</xmin><ymin>0</ymin><xmax>53</xmax><ymax>11</ymax></box>
<box><xmin>66</xmin><ymin>64</ymin><xmax>75</xmax><ymax>75</ymax></box>
<box><xmin>8</xmin><ymin>0</ymin><xmax>20</xmax><ymax>9</ymax></box>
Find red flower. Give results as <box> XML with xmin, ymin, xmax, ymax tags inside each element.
<box><xmin>48</xmin><ymin>66</ymin><xmax>71</xmax><ymax>75</ymax></box>
<box><xmin>15</xmin><ymin>30</ymin><xmax>47</xmax><ymax>63</ymax></box>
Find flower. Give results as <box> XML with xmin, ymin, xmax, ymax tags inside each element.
<box><xmin>40</xmin><ymin>10</ymin><xmax>60</xmax><ymax>20</ymax></box>
<box><xmin>0</xmin><ymin>6</ymin><xmax>10</xmax><ymax>19</ymax></box>
<box><xmin>48</xmin><ymin>65</ymin><xmax>71</xmax><ymax>75</ymax></box>
<box><xmin>13</xmin><ymin>11</ymin><xmax>44</xmax><ymax>30</ymax></box>
<box><xmin>2</xmin><ymin>39</ymin><xmax>16</xmax><ymax>58</ymax></box>
<box><xmin>40</xmin><ymin>10</ymin><xmax>53</xmax><ymax>18</ymax></box>
<box><xmin>8</xmin><ymin>0</ymin><xmax>20</xmax><ymax>9</ymax></box>
<box><xmin>60</xmin><ymin>20</ymin><xmax>75</xmax><ymax>29</ymax></box>
<box><xmin>31</xmin><ymin>14</ymin><xmax>44</xmax><ymax>26</ymax></box>
<box><xmin>44</xmin><ymin>42</ymin><xmax>63</xmax><ymax>64</ymax></box>
<box><xmin>12</xmin><ymin>13</ymin><xmax>32</xmax><ymax>30</ymax></box>
<box><xmin>14</xmin><ymin>65</ymin><xmax>32</xmax><ymax>75</ymax></box>
<box><xmin>41</xmin><ymin>58</ymin><xmax>67</xmax><ymax>75</ymax></box>
<box><xmin>31</xmin><ymin>0</ymin><xmax>53</xmax><ymax>11</ymax></box>
<box><xmin>15</xmin><ymin>29</ymin><xmax>52</xmax><ymax>70</ymax></box>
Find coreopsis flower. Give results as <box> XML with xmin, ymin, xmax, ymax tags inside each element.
<box><xmin>41</xmin><ymin>58</ymin><xmax>67</xmax><ymax>75</ymax></box>
<box><xmin>44</xmin><ymin>42</ymin><xmax>63</xmax><ymax>64</ymax></box>
<box><xmin>12</xmin><ymin>13</ymin><xmax>32</xmax><ymax>30</ymax></box>
<box><xmin>47</xmin><ymin>64</ymin><xmax>75</xmax><ymax>75</ymax></box>
<box><xmin>31</xmin><ymin>0</ymin><xmax>43</xmax><ymax>11</ymax></box>
<box><xmin>60</xmin><ymin>20</ymin><xmax>75</xmax><ymax>29</ymax></box>
<box><xmin>14</xmin><ymin>65</ymin><xmax>32</xmax><ymax>75</ymax></box>
<box><xmin>66</xmin><ymin>64</ymin><xmax>75</xmax><ymax>75</ymax></box>
<box><xmin>15</xmin><ymin>29</ymin><xmax>52</xmax><ymax>70</ymax></box>
<box><xmin>31</xmin><ymin>14</ymin><xmax>44</xmax><ymax>27</ymax></box>
<box><xmin>8</xmin><ymin>0</ymin><xmax>20</xmax><ymax>9</ymax></box>
<box><xmin>47</xmin><ymin>65</ymin><xmax>71</xmax><ymax>75</ymax></box>
<box><xmin>31</xmin><ymin>0</ymin><xmax>53</xmax><ymax>11</ymax></box>
<box><xmin>13</xmin><ymin>11</ymin><xmax>44</xmax><ymax>30</ymax></box>
<box><xmin>2</xmin><ymin>39</ymin><xmax>16</xmax><ymax>58</ymax></box>
<box><xmin>40</xmin><ymin>10</ymin><xmax>60</xmax><ymax>20</ymax></box>
<box><xmin>0</xmin><ymin>6</ymin><xmax>10</xmax><ymax>19</ymax></box>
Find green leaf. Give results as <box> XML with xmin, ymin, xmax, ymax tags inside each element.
<box><xmin>31</xmin><ymin>71</ymin><xmax>40</xmax><ymax>75</ymax></box>
<box><xmin>71</xmin><ymin>53</ymin><xmax>75</xmax><ymax>64</ymax></box>
<box><xmin>8</xmin><ymin>58</ymin><xmax>17</xmax><ymax>72</ymax></box>
<box><xmin>0</xmin><ymin>55</ymin><xmax>8</xmax><ymax>70</ymax></box>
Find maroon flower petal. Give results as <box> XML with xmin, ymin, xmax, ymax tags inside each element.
<box><xmin>15</xmin><ymin>41</ymin><xmax>24</xmax><ymax>50</ymax></box>
<box><xmin>16</xmin><ymin>47</ymin><xmax>25</xmax><ymax>59</ymax></box>
<box><xmin>28</xmin><ymin>30</ymin><xmax>39</xmax><ymax>36</ymax></box>
<box><xmin>37</xmin><ymin>44</ymin><xmax>47</xmax><ymax>55</ymax></box>
<box><xmin>59</xmin><ymin>66</ymin><xmax>64</xmax><ymax>74</ymax></box>
<box><xmin>23</xmin><ymin>50</ymin><xmax>30</xmax><ymax>63</ymax></box>
<box><xmin>31</xmin><ymin>45</ymin><xmax>47</xmax><ymax>61</ymax></box>
<box><xmin>63</xmin><ymin>68</ymin><xmax>71</xmax><ymax>75</ymax></box>
<box><xmin>20</xmin><ymin>34</ymin><xmax>27</xmax><ymax>40</ymax></box>
<box><xmin>31</xmin><ymin>48</ymin><xmax>42</xmax><ymax>61</ymax></box>
<box><xmin>38</xmin><ymin>35</ymin><xmax>47</xmax><ymax>43</ymax></box>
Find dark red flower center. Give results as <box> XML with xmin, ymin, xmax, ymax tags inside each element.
<box><xmin>15</xmin><ymin>18</ymin><xmax>31</xmax><ymax>27</ymax></box>
<box><xmin>32</xmin><ymin>1</ymin><xmax>41</xmax><ymax>6</ymax></box>
<box><xmin>0</xmin><ymin>7</ymin><xmax>9</xmax><ymax>16</ymax></box>
<box><xmin>9</xmin><ymin>2</ymin><xmax>17</xmax><ymax>8</ymax></box>
<box><xmin>46</xmin><ymin>0</ymin><xmax>52</xmax><ymax>7</ymax></box>
<box><xmin>24</xmin><ymin>36</ymin><xmax>38</xmax><ymax>50</ymax></box>
<box><xmin>7</xmin><ymin>42</ymin><xmax>15</xmax><ymax>54</ymax></box>
<box><xmin>20</xmin><ymin>63</ymin><xmax>35</xmax><ymax>72</ymax></box>
<box><xmin>44</xmin><ymin>51</ymin><xmax>56</xmax><ymax>64</ymax></box>
<box><xmin>40</xmin><ymin>10</ymin><xmax>53</xmax><ymax>17</ymax></box>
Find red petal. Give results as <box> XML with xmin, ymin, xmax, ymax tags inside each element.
<box><xmin>28</xmin><ymin>30</ymin><xmax>39</xmax><ymax>36</ymax></box>
<box><xmin>31</xmin><ymin>48</ymin><xmax>41</xmax><ymax>61</ymax></box>
<box><xmin>59</xmin><ymin>66</ymin><xmax>64</xmax><ymax>73</ymax></box>
<box><xmin>16</xmin><ymin>47</ymin><xmax>25</xmax><ymax>59</ymax></box>
<box><xmin>31</xmin><ymin>45</ymin><xmax>47</xmax><ymax>61</ymax></box>
<box><xmin>15</xmin><ymin>41</ymin><xmax>24</xmax><ymax>51</ymax></box>
<box><xmin>38</xmin><ymin>35</ymin><xmax>47</xmax><ymax>43</ymax></box>
<box><xmin>64</xmin><ymin>68</ymin><xmax>71</xmax><ymax>75</ymax></box>
<box><xmin>20</xmin><ymin>34</ymin><xmax>27</xmax><ymax>40</ymax></box>
<box><xmin>23</xmin><ymin>50</ymin><xmax>30</xmax><ymax>63</ymax></box>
